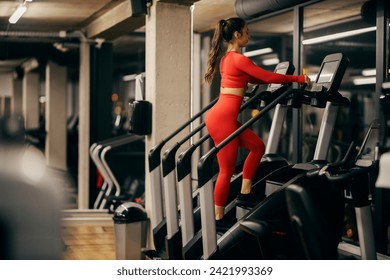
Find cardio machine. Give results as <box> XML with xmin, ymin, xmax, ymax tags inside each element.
<box><xmin>197</xmin><ymin>53</ymin><xmax>350</xmax><ymax>260</ymax></box>
<box><xmin>375</xmin><ymin>82</ymin><xmax>390</xmax><ymax>255</ymax></box>
<box><xmin>90</xmin><ymin>134</ymin><xmax>145</xmax><ymax>210</ymax></box>
<box><xmin>145</xmin><ymin>90</ymin><xmax>265</xmax><ymax>259</ymax></box>
<box><xmin>284</xmin><ymin>120</ymin><xmax>385</xmax><ymax>259</ymax></box>
<box><xmin>176</xmin><ymin>61</ymin><xmax>297</xmax><ymax>259</ymax></box>
<box><xmin>144</xmin><ymin>61</ymin><xmax>296</xmax><ymax>260</ymax></box>
<box><xmin>283</xmin><ymin>81</ymin><xmax>390</xmax><ymax>259</ymax></box>
<box><xmin>144</xmin><ymin>96</ymin><xmax>218</xmax><ymax>260</ymax></box>
<box><xmin>290</xmin><ymin>82</ymin><xmax>389</xmax><ymax>259</ymax></box>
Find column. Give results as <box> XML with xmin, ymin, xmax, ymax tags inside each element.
<box><xmin>78</xmin><ymin>41</ymin><xmax>91</xmax><ymax>209</ymax></box>
<box><xmin>0</xmin><ymin>73</ymin><xmax>13</xmax><ymax>117</ymax></box>
<box><xmin>12</xmin><ymin>79</ymin><xmax>23</xmax><ymax>115</ymax></box>
<box><xmin>144</xmin><ymin>0</ymin><xmax>192</xmax><ymax>234</ymax></box>
<box><xmin>45</xmin><ymin>61</ymin><xmax>67</xmax><ymax>171</ymax></box>
<box><xmin>23</xmin><ymin>72</ymin><xmax>40</xmax><ymax>130</ymax></box>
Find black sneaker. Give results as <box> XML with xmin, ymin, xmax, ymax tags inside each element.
<box><xmin>215</xmin><ymin>218</ymin><xmax>235</xmax><ymax>232</ymax></box>
<box><xmin>236</xmin><ymin>192</ymin><xmax>261</xmax><ymax>207</ymax></box>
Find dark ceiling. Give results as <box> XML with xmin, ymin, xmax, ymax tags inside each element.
<box><xmin>0</xmin><ymin>0</ymin><xmax>384</xmax><ymax>82</ymax></box>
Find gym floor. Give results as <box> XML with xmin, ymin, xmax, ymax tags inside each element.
<box><xmin>62</xmin><ymin>224</ymin><xmax>116</xmax><ymax>260</ymax></box>
<box><xmin>61</xmin><ymin>175</ymin><xmax>116</xmax><ymax>260</ymax></box>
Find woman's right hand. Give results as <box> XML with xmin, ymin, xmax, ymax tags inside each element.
<box><xmin>304</xmin><ymin>74</ymin><xmax>311</xmax><ymax>85</ymax></box>
<box><xmin>300</xmin><ymin>74</ymin><xmax>312</xmax><ymax>88</ymax></box>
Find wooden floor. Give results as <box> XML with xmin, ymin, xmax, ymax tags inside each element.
<box><xmin>61</xmin><ymin>223</ymin><xmax>390</xmax><ymax>260</ymax></box>
<box><xmin>62</xmin><ymin>224</ymin><xmax>116</xmax><ymax>260</ymax></box>
<box><xmin>60</xmin><ymin>171</ymin><xmax>117</xmax><ymax>260</ymax></box>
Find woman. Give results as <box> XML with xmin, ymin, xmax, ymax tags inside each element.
<box><xmin>204</xmin><ymin>17</ymin><xmax>309</xmax><ymax>224</ymax></box>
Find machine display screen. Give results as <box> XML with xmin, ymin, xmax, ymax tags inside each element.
<box><xmin>316</xmin><ymin>61</ymin><xmax>339</xmax><ymax>84</ymax></box>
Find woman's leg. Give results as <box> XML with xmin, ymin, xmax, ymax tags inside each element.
<box><xmin>241</xmin><ymin>179</ymin><xmax>252</xmax><ymax>194</ymax></box>
<box><xmin>215</xmin><ymin>206</ymin><xmax>225</xmax><ymax>220</ymax></box>
<box><xmin>214</xmin><ymin>139</ymin><xmax>239</xmax><ymax>219</ymax></box>
<box><xmin>205</xmin><ymin>94</ymin><xmax>243</xmax><ymax>219</ymax></box>
<box><xmin>238</xmin><ymin>126</ymin><xmax>265</xmax><ymax>194</ymax></box>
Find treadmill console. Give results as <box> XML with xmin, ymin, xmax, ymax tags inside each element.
<box><xmin>311</xmin><ymin>52</ymin><xmax>349</xmax><ymax>93</ymax></box>
<box><xmin>298</xmin><ymin>53</ymin><xmax>350</xmax><ymax>108</ymax></box>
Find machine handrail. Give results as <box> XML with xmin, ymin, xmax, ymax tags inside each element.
<box><xmin>323</xmin><ymin>160</ymin><xmax>379</xmax><ymax>182</ymax></box>
<box><xmin>148</xmin><ymin>97</ymin><xmax>219</xmax><ymax>171</ymax></box>
<box><xmin>197</xmin><ymin>87</ymin><xmax>295</xmax><ymax>187</ymax></box>
<box><xmin>176</xmin><ymin>83</ymin><xmax>292</xmax><ymax>181</ymax></box>
<box><xmin>163</xmin><ymin>84</ymin><xmax>288</xmax><ymax>177</ymax></box>
<box><xmin>90</xmin><ymin>134</ymin><xmax>145</xmax><ymax>209</ymax></box>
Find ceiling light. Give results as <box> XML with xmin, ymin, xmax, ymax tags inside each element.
<box><xmin>382</xmin><ymin>82</ymin><xmax>390</xmax><ymax>91</ymax></box>
<box><xmin>353</xmin><ymin>77</ymin><xmax>376</xmax><ymax>85</ymax></box>
<box><xmin>262</xmin><ymin>58</ymin><xmax>280</xmax><ymax>66</ymax></box>
<box><xmin>244</xmin><ymin>48</ymin><xmax>273</xmax><ymax>57</ymax></box>
<box><xmin>362</xmin><ymin>69</ymin><xmax>377</xmax><ymax>76</ymax></box>
<box><xmin>361</xmin><ymin>68</ymin><xmax>390</xmax><ymax>76</ymax></box>
<box><xmin>9</xmin><ymin>4</ymin><xmax>27</xmax><ymax>24</ymax></box>
<box><xmin>302</xmin><ymin>27</ymin><xmax>376</xmax><ymax>45</ymax></box>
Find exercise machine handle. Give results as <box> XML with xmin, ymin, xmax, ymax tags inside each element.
<box><xmin>306</xmin><ymin>141</ymin><xmax>356</xmax><ymax>178</ymax></box>
<box><xmin>148</xmin><ymin>97</ymin><xmax>219</xmax><ymax>171</ymax></box>
<box><xmin>323</xmin><ymin>160</ymin><xmax>379</xmax><ymax>182</ymax></box>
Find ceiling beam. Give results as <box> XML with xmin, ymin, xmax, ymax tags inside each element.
<box><xmin>86</xmin><ymin>1</ymin><xmax>145</xmax><ymax>40</ymax></box>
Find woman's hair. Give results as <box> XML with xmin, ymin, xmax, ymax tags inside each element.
<box><xmin>204</xmin><ymin>17</ymin><xmax>246</xmax><ymax>84</ymax></box>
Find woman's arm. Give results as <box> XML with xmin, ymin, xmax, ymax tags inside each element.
<box><xmin>236</xmin><ymin>54</ymin><xmax>305</xmax><ymax>84</ymax></box>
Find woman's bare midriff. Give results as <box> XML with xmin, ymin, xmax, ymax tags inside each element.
<box><xmin>220</xmin><ymin>87</ymin><xmax>246</xmax><ymax>97</ymax></box>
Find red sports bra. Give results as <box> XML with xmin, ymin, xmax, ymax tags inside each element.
<box><xmin>220</xmin><ymin>51</ymin><xmax>305</xmax><ymax>88</ymax></box>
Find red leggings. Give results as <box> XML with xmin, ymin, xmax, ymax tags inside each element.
<box><xmin>205</xmin><ymin>94</ymin><xmax>265</xmax><ymax>207</ymax></box>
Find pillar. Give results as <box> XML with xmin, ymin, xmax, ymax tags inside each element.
<box><xmin>45</xmin><ymin>61</ymin><xmax>67</xmax><ymax>171</ymax></box>
<box><xmin>0</xmin><ymin>73</ymin><xmax>13</xmax><ymax>117</ymax></box>
<box><xmin>12</xmin><ymin>79</ymin><xmax>23</xmax><ymax>115</ymax></box>
<box><xmin>144</xmin><ymin>0</ymin><xmax>192</xmax><ymax>234</ymax></box>
<box><xmin>23</xmin><ymin>72</ymin><xmax>40</xmax><ymax>130</ymax></box>
<box><xmin>78</xmin><ymin>41</ymin><xmax>91</xmax><ymax>209</ymax></box>
<box><xmin>78</xmin><ymin>41</ymin><xmax>113</xmax><ymax>209</ymax></box>
<box><xmin>2</xmin><ymin>97</ymin><xmax>11</xmax><ymax>117</ymax></box>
